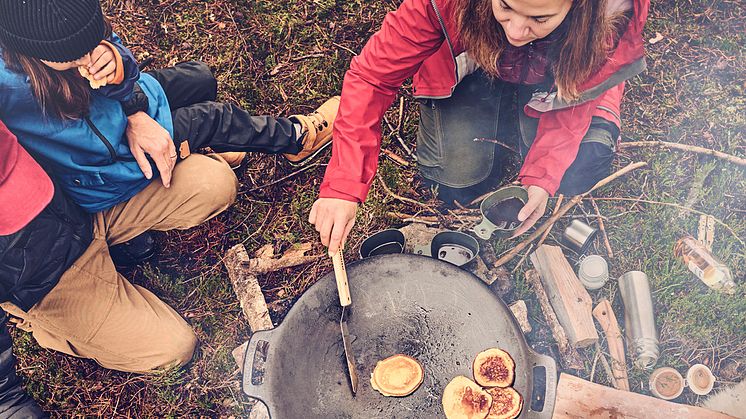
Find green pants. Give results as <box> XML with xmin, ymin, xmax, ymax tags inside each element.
<box><xmin>416</xmin><ymin>71</ymin><xmax>617</xmax><ymax>202</ymax></box>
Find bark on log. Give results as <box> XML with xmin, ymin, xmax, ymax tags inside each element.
<box><xmin>525</xmin><ymin>269</ymin><xmax>584</xmax><ymax>370</ymax></box>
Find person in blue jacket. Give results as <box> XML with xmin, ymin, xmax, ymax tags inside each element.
<box><xmin>0</xmin><ymin>0</ymin><xmax>341</xmax><ymax>399</ymax></box>
<box><xmin>0</xmin><ymin>0</ymin><xmax>340</xmax><ymax>265</ymax></box>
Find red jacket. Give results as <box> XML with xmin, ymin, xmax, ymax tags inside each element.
<box><xmin>321</xmin><ymin>0</ymin><xmax>649</xmax><ymax>201</ymax></box>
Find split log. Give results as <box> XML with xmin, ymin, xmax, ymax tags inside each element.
<box><xmin>592</xmin><ymin>299</ymin><xmax>629</xmax><ymax>391</ymax></box>
<box><xmin>241</xmin><ymin>242</ymin><xmax>322</xmax><ymax>275</ymax></box>
<box><xmin>525</xmin><ymin>269</ymin><xmax>584</xmax><ymax>370</ymax></box>
<box><xmin>509</xmin><ymin>300</ymin><xmax>532</xmax><ymax>333</ymax></box>
<box><xmin>530</xmin><ymin>245</ymin><xmax>598</xmax><ymax>348</ymax></box>
<box><xmin>553</xmin><ymin>373</ymin><xmax>736</xmax><ymax>418</ymax></box>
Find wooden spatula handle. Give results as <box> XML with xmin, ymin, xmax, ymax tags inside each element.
<box><xmin>332</xmin><ymin>250</ymin><xmax>352</xmax><ymax>307</ymax></box>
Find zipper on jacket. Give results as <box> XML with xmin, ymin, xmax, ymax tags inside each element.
<box><xmin>430</xmin><ymin>0</ymin><xmax>459</xmax><ymax>85</ymax></box>
<box><xmin>84</xmin><ymin>117</ymin><xmax>137</xmax><ymax>163</ymax></box>
<box><xmin>518</xmin><ymin>42</ymin><xmax>535</xmax><ymax>85</ymax></box>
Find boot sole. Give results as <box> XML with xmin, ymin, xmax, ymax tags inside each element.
<box><xmin>285</xmin><ymin>138</ymin><xmax>333</xmax><ymax>167</ymax></box>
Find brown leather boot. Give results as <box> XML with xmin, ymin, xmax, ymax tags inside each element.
<box><xmin>284</xmin><ymin>96</ymin><xmax>340</xmax><ymax>165</ymax></box>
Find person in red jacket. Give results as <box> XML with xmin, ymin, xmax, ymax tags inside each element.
<box><xmin>310</xmin><ymin>0</ymin><xmax>648</xmax><ymax>254</ymax></box>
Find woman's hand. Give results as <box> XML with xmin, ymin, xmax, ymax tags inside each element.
<box><xmin>87</xmin><ymin>44</ymin><xmax>117</xmax><ymax>82</ymax></box>
<box><xmin>126</xmin><ymin>112</ymin><xmax>177</xmax><ymax>188</ymax></box>
<box><xmin>309</xmin><ymin>198</ymin><xmax>358</xmax><ymax>256</ymax></box>
<box><xmin>512</xmin><ymin>185</ymin><xmax>550</xmax><ymax>237</ymax></box>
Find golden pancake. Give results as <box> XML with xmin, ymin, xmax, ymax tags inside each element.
<box><xmin>473</xmin><ymin>348</ymin><xmax>515</xmax><ymax>388</ymax></box>
<box><xmin>78</xmin><ymin>66</ymin><xmax>108</xmax><ymax>89</ymax></box>
<box><xmin>485</xmin><ymin>386</ymin><xmax>523</xmax><ymax>419</ymax></box>
<box><xmin>370</xmin><ymin>354</ymin><xmax>424</xmax><ymax>397</ymax></box>
<box><xmin>442</xmin><ymin>375</ymin><xmax>493</xmax><ymax>419</ymax></box>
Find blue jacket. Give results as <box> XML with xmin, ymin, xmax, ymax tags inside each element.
<box><xmin>0</xmin><ymin>34</ymin><xmax>173</xmax><ymax>213</ymax></box>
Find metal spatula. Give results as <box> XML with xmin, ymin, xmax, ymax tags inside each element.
<box><xmin>331</xmin><ymin>249</ymin><xmax>359</xmax><ymax>395</ymax></box>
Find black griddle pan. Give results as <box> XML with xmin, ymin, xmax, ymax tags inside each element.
<box><xmin>243</xmin><ymin>254</ymin><xmax>556</xmax><ymax>418</ymax></box>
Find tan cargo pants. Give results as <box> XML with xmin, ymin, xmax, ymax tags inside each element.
<box><xmin>1</xmin><ymin>154</ymin><xmax>238</xmax><ymax>373</ymax></box>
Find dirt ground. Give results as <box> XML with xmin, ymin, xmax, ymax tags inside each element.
<box><xmin>9</xmin><ymin>0</ymin><xmax>744</xmax><ymax>416</ymax></box>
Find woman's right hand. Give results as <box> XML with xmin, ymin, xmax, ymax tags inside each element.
<box><xmin>309</xmin><ymin>198</ymin><xmax>358</xmax><ymax>256</ymax></box>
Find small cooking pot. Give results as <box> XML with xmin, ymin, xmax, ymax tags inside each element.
<box><xmin>474</xmin><ymin>185</ymin><xmax>529</xmax><ymax>240</ymax></box>
<box><xmin>359</xmin><ymin>229</ymin><xmax>406</xmax><ymax>258</ymax></box>
<box><xmin>430</xmin><ymin>231</ymin><xmax>479</xmax><ymax>267</ymax></box>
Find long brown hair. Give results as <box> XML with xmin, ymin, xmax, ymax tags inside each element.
<box><xmin>1</xmin><ymin>19</ymin><xmax>112</xmax><ymax>120</ymax></box>
<box><xmin>456</xmin><ymin>0</ymin><xmax>630</xmax><ymax>101</ymax></box>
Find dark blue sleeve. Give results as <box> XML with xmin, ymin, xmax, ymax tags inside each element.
<box><xmin>0</xmin><ymin>311</ymin><xmax>46</xmax><ymax>418</ymax></box>
<box><xmin>94</xmin><ymin>32</ymin><xmax>140</xmax><ymax>102</ymax></box>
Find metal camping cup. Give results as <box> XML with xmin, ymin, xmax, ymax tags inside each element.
<box><xmin>618</xmin><ymin>271</ymin><xmax>659</xmax><ymax>369</ymax></box>
<box><xmin>359</xmin><ymin>229</ymin><xmax>406</xmax><ymax>258</ymax></box>
<box><xmin>563</xmin><ymin>219</ymin><xmax>598</xmax><ymax>254</ymax></box>
<box><xmin>578</xmin><ymin>255</ymin><xmax>609</xmax><ymax>290</ymax></box>
<box><xmin>430</xmin><ymin>231</ymin><xmax>479</xmax><ymax>267</ymax></box>
<box><xmin>474</xmin><ymin>186</ymin><xmax>529</xmax><ymax>240</ymax></box>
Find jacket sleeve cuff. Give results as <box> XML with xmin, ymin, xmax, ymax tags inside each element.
<box><xmin>319</xmin><ymin>179</ymin><xmax>369</xmax><ymax>203</ymax></box>
<box><xmin>518</xmin><ymin>173</ymin><xmax>559</xmax><ymax>196</ymax></box>
<box><xmin>99</xmin><ymin>40</ymin><xmax>125</xmax><ymax>85</ymax></box>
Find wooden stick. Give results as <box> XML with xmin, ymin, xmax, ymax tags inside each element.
<box><xmin>244</xmin><ymin>163</ymin><xmax>321</xmax><ymax>193</ymax></box>
<box><xmin>619</xmin><ymin>140</ymin><xmax>746</xmax><ymax>167</ymax></box>
<box><xmin>381</xmin><ymin>148</ymin><xmax>410</xmax><ymax>167</ymax></box>
<box><xmin>590</xmin><ymin>196</ymin><xmax>745</xmax><ymax>248</ymax></box>
<box><xmin>590</xmin><ymin>196</ymin><xmax>614</xmax><ymax>258</ymax></box>
<box><xmin>241</xmin><ymin>243</ymin><xmax>323</xmax><ymax>275</ymax></box>
<box><xmin>383</xmin><ymin>114</ymin><xmax>415</xmax><ymax>159</ymax></box>
<box><xmin>376</xmin><ymin>174</ymin><xmax>435</xmax><ymax>211</ymax></box>
<box><xmin>224</xmin><ymin>244</ymin><xmax>273</xmax><ymax>333</ymax></box>
<box><xmin>536</xmin><ymin>194</ymin><xmax>564</xmax><ymax>248</ymax></box>
<box><xmin>593</xmin><ymin>300</ymin><xmax>630</xmax><ymax>391</ymax></box>
<box><xmin>525</xmin><ymin>269</ymin><xmax>584</xmax><ymax>369</ymax></box>
<box><xmin>493</xmin><ymin>162</ymin><xmax>647</xmax><ymax>267</ymax></box>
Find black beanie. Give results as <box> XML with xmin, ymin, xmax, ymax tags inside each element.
<box><xmin>0</xmin><ymin>0</ymin><xmax>106</xmax><ymax>63</ymax></box>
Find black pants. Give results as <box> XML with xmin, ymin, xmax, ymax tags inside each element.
<box><xmin>146</xmin><ymin>61</ymin><xmax>300</xmax><ymax>155</ymax></box>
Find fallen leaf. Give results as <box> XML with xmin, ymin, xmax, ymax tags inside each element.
<box><xmin>648</xmin><ymin>32</ymin><xmax>664</xmax><ymax>44</ymax></box>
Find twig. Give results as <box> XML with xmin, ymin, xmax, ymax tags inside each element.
<box><xmin>269</xmin><ymin>53</ymin><xmax>327</xmax><ymax>76</ymax></box>
<box><xmin>536</xmin><ymin>194</ymin><xmax>564</xmax><ymax>248</ymax></box>
<box><xmin>493</xmin><ymin>162</ymin><xmax>647</xmax><ymax>267</ymax></box>
<box><xmin>511</xmin><ymin>243</ymin><xmax>535</xmax><ymax>274</ymax></box>
<box><xmin>376</xmin><ymin>174</ymin><xmax>433</xmax><ymax>211</ymax></box>
<box><xmin>472</xmin><ymin>138</ymin><xmax>519</xmax><ymax>154</ymax></box>
<box><xmin>396</xmin><ymin>96</ymin><xmax>405</xmax><ymax>134</ymax></box>
<box><xmin>590</xmin><ymin>196</ymin><xmax>614</xmax><ymax>258</ymax></box>
<box><xmin>619</xmin><ymin>140</ymin><xmax>746</xmax><ymax>167</ymax></box>
<box><xmin>381</xmin><ymin>149</ymin><xmax>410</xmax><ymax>167</ymax></box>
<box><xmin>590</xmin><ymin>197</ymin><xmax>745</xmax><ymax>248</ymax></box>
<box><xmin>594</xmin><ymin>342</ymin><xmax>616</xmax><ymax>387</ymax></box>
<box><xmin>386</xmin><ymin>211</ymin><xmax>440</xmax><ymax>226</ymax></box>
<box><xmin>383</xmin><ymin>114</ymin><xmax>416</xmax><ymax>160</ymax></box>
<box><xmin>243</xmin><ymin>163</ymin><xmax>322</xmax><ymax>193</ymax></box>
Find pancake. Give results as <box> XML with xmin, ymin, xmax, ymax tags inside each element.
<box><xmin>485</xmin><ymin>387</ymin><xmax>523</xmax><ymax>419</ymax></box>
<box><xmin>78</xmin><ymin>66</ymin><xmax>108</xmax><ymax>89</ymax></box>
<box><xmin>473</xmin><ymin>348</ymin><xmax>515</xmax><ymax>388</ymax></box>
<box><xmin>370</xmin><ymin>354</ymin><xmax>424</xmax><ymax>397</ymax></box>
<box><xmin>442</xmin><ymin>375</ymin><xmax>492</xmax><ymax>419</ymax></box>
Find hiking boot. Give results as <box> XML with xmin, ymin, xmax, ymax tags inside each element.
<box><xmin>284</xmin><ymin>96</ymin><xmax>340</xmax><ymax>165</ymax></box>
<box><xmin>110</xmin><ymin>231</ymin><xmax>156</xmax><ymax>267</ymax></box>
<box><xmin>216</xmin><ymin>151</ymin><xmax>247</xmax><ymax>169</ymax></box>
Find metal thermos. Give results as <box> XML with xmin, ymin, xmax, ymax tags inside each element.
<box><xmin>618</xmin><ymin>271</ymin><xmax>659</xmax><ymax>369</ymax></box>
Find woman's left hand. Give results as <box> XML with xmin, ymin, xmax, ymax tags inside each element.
<box><xmin>87</xmin><ymin>44</ymin><xmax>117</xmax><ymax>82</ymax></box>
<box><xmin>512</xmin><ymin>185</ymin><xmax>550</xmax><ymax>237</ymax></box>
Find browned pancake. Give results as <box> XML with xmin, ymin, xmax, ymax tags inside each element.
<box><xmin>370</xmin><ymin>354</ymin><xmax>424</xmax><ymax>397</ymax></box>
<box><xmin>473</xmin><ymin>348</ymin><xmax>515</xmax><ymax>388</ymax></box>
<box><xmin>485</xmin><ymin>387</ymin><xmax>523</xmax><ymax>419</ymax></box>
<box><xmin>442</xmin><ymin>376</ymin><xmax>493</xmax><ymax>419</ymax></box>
